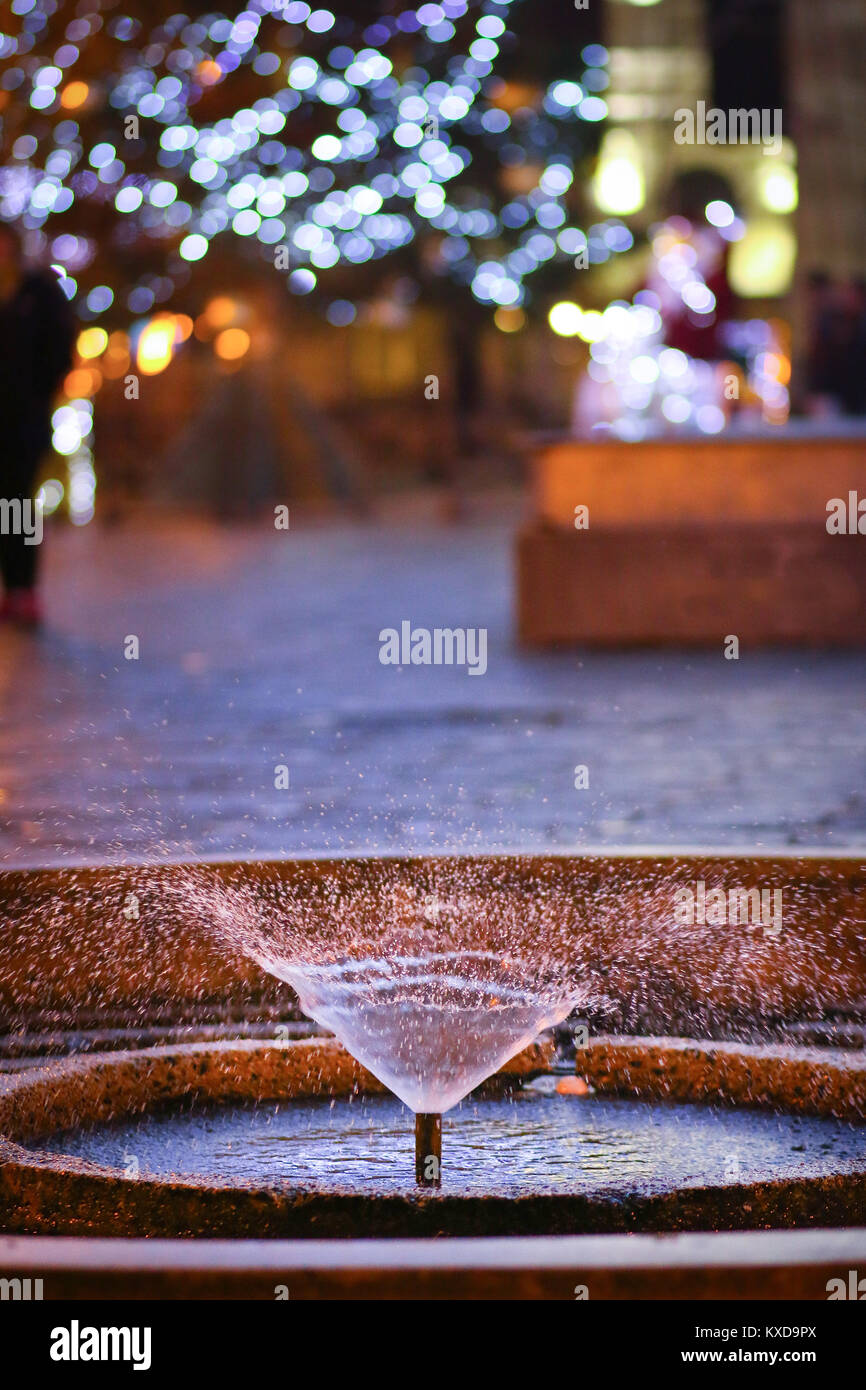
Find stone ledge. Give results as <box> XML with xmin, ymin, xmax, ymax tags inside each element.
<box><xmin>3</xmin><ymin>1229</ymin><xmax>866</xmax><ymax>1299</ymax></box>
<box><xmin>516</xmin><ymin>521</ymin><xmax>866</xmax><ymax>646</ymax></box>
<box><xmin>581</xmin><ymin>1036</ymin><xmax>866</xmax><ymax>1121</ymax></box>
<box><xmin>530</xmin><ymin>435</ymin><xmax>866</xmax><ymax>529</ymax></box>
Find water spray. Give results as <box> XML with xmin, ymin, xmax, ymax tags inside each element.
<box><xmin>189</xmin><ymin>865</ymin><xmax>586</xmax><ymax>1192</ymax></box>
<box><xmin>415</xmin><ymin>1112</ymin><xmax>442</xmax><ymax>1187</ymax></box>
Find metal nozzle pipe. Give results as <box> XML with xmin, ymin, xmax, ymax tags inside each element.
<box><xmin>415</xmin><ymin>1112</ymin><xmax>442</xmax><ymax>1187</ymax></box>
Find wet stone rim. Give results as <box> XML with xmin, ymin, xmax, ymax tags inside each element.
<box><xmin>0</xmin><ymin>1036</ymin><xmax>864</xmax><ymax>1239</ymax></box>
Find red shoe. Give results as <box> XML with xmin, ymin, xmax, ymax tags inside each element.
<box><xmin>0</xmin><ymin>589</ymin><xmax>43</xmax><ymax>628</ymax></box>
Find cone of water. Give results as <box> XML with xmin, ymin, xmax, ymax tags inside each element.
<box><xmin>190</xmin><ymin>864</ymin><xmax>585</xmax><ymax>1182</ymax></box>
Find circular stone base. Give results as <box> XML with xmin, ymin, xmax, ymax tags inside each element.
<box><xmin>1</xmin><ymin>1037</ymin><xmax>864</xmax><ymax>1239</ymax></box>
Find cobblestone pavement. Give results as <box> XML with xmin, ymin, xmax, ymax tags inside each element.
<box><xmin>1</xmin><ymin>494</ymin><xmax>865</xmax><ymax>867</ymax></box>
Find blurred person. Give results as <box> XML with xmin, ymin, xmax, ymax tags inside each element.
<box><xmin>850</xmin><ymin>278</ymin><xmax>866</xmax><ymax>416</ymax></box>
<box><xmin>0</xmin><ymin>223</ymin><xmax>75</xmax><ymax>626</ymax></box>
<box><xmin>802</xmin><ymin>270</ymin><xmax>832</xmax><ymax>415</ymax></box>
<box><xmin>806</xmin><ymin>274</ymin><xmax>865</xmax><ymax>417</ymax></box>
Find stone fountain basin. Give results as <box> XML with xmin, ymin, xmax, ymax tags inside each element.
<box><xmin>2</xmin><ymin>1035</ymin><xmax>864</xmax><ymax>1241</ymax></box>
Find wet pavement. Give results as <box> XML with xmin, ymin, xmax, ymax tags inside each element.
<box><xmin>1</xmin><ymin>493</ymin><xmax>865</xmax><ymax>867</ymax></box>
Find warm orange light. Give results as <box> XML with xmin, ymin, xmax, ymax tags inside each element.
<box><xmin>491</xmin><ymin>81</ymin><xmax>540</xmax><ymax>113</ymax></box>
<box><xmin>494</xmin><ymin>307</ymin><xmax>525</xmax><ymax>334</ymax></box>
<box><xmin>204</xmin><ymin>296</ymin><xmax>238</xmax><ymax>328</ymax></box>
<box><xmin>556</xmin><ymin>1076</ymin><xmax>591</xmax><ymax>1097</ymax></box>
<box><xmin>64</xmin><ymin>366</ymin><xmax>102</xmax><ymax>397</ymax></box>
<box><xmin>101</xmin><ymin>332</ymin><xmax>130</xmax><ymax>379</ymax></box>
<box><xmin>214</xmin><ymin>328</ymin><xmax>250</xmax><ymax>361</ymax></box>
<box><xmin>194</xmin><ymin>298</ymin><xmax>238</xmax><ymax>340</ymax></box>
<box><xmin>76</xmin><ymin>326</ymin><xmax>108</xmax><ymax>360</ymax></box>
<box><xmin>61</xmin><ymin>81</ymin><xmax>90</xmax><ymax>110</ymax></box>
<box><xmin>174</xmin><ymin>314</ymin><xmax>194</xmax><ymax>343</ymax></box>
<box><xmin>137</xmin><ymin>315</ymin><xmax>177</xmax><ymax>375</ymax></box>
<box><xmin>762</xmin><ymin>352</ymin><xmax>791</xmax><ymax>385</ymax></box>
<box><xmin>197</xmin><ymin>60</ymin><xmax>222</xmax><ymax>87</ymax></box>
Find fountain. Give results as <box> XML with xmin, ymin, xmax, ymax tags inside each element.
<box><xmin>172</xmin><ymin>861</ymin><xmax>590</xmax><ymax>1189</ymax></box>
<box><xmin>1</xmin><ymin>852</ymin><xmax>865</xmax><ymax>1296</ymax></box>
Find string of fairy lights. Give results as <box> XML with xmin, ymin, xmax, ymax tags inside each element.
<box><xmin>1</xmin><ymin>0</ymin><xmax>629</xmax><ymax>325</ymax></box>
<box><xmin>1</xmin><ymin>0</ymin><xmax>644</xmax><ymax>522</ymax></box>
<box><xmin>2</xmin><ymin>0</ymin><xmax>789</xmax><ymax>519</ymax></box>
<box><xmin>0</xmin><ymin>0</ymin><xmax>642</xmax><ymax>521</ymax></box>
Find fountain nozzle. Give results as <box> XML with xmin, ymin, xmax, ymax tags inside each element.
<box><xmin>415</xmin><ymin>1113</ymin><xmax>442</xmax><ymax>1187</ymax></box>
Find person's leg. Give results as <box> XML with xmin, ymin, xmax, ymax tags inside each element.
<box><xmin>0</xmin><ymin>512</ymin><xmax>39</xmax><ymax>590</ymax></box>
<box><xmin>0</xmin><ymin>441</ymin><xmax>43</xmax><ymax>618</ymax></box>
